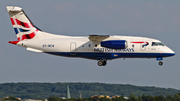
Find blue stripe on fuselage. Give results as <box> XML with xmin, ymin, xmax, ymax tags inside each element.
<box><xmin>45</xmin><ymin>52</ymin><xmax>175</xmax><ymax>60</ymax></box>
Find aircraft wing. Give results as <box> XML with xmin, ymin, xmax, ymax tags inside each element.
<box><xmin>88</xmin><ymin>35</ymin><xmax>110</xmax><ymax>41</ymax></box>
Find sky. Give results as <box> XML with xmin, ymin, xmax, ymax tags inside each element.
<box><xmin>0</xmin><ymin>0</ymin><xmax>180</xmax><ymax>90</ymax></box>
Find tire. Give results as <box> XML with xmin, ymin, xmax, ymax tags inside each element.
<box><xmin>102</xmin><ymin>61</ymin><xmax>107</xmax><ymax>66</ymax></box>
<box><xmin>98</xmin><ymin>61</ymin><xmax>103</xmax><ymax>66</ymax></box>
<box><xmin>159</xmin><ymin>61</ymin><xmax>163</xmax><ymax>66</ymax></box>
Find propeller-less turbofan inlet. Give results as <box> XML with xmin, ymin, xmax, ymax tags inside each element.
<box><xmin>101</xmin><ymin>40</ymin><xmax>127</xmax><ymax>49</ymax></box>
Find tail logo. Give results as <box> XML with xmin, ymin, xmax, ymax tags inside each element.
<box><xmin>10</xmin><ymin>18</ymin><xmax>38</xmax><ymax>41</ymax></box>
<box><xmin>14</xmin><ymin>28</ymin><xmax>30</xmax><ymax>34</ymax></box>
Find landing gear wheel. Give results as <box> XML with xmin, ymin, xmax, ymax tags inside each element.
<box><xmin>159</xmin><ymin>61</ymin><xmax>163</xmax><ymax>66</ymax></box>
<box><xmin>97</xmin><ymin>60</ymin><xmax>107</xmax><ymax>66</ymax></box>
<box><xmin>98</xmin><ymin>61</ymin><xmax>103</xmax><ymax>66</ymax></box>
<box><xmin>102</xmin><ymin>60</ymin><xmax>107</xmax><ymax>66</ymax></box>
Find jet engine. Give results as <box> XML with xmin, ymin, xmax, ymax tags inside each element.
<box><xmin>101</xmin><ymin>40</ymin><xmax>127</xmax><ymax>49</ymax></box>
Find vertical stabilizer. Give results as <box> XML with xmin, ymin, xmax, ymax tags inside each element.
<box><xmin>7</xmin><ymin>6</ymin><xmax>40</xmax><ymax>41</ymax></box>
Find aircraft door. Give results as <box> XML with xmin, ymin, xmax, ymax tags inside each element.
<box><xmin>70</xmin><ymin>42</ymin><xmax>76</xmax><ymax>55</ymax></box>
<box><xmin>140</xmin><ymin>43</ymin><xmax>146</xmax><ymax>51</ymax></box>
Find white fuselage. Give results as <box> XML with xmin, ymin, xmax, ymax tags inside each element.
<box><xmin>16</xmin><ymin>32</ymin><xmax>175</xmax><ymax>60</ymax></box>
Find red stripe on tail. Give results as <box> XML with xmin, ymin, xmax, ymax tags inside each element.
<box><xmin>15</xmin><ymin>19</ymin><xmax>33</xmax><ymax>28</ymax></box>
<box><xmin>17</xmin><ymin>29</ymin><xmax>38</xmax><ymax>41</ymax></box>
<box><xmin>10</xmin><ymin>18</ymin><xmax>15</xmax><ymax>25</ymax></box>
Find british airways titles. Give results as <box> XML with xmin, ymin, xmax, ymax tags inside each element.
<box><xmin>94</xmin><ymin>48</ymin><xmax>134</xmax><ymax>52</ymax></box>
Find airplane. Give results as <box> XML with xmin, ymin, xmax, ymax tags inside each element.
<box><xmin>7</xmin><ymin>6</ymin><xmax>175</xmax><ymax>66</ymax></box>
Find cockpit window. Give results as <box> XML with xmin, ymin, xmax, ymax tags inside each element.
<box><xmin>152</xmin><ymin>42</ymin><xmax>165</xmax><ymax>46</ymax></box>
<box><xmin>152</xmin><ymin>42</ymin><xmax>158</xmax><ymax>46</ymax></box>
<box><xmin>158</xmin><ymin>42</ymin><xmax>165</xmax><ymax>46</ymax></box>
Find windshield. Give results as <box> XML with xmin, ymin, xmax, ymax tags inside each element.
<box><xmin>152</xmin><ymin>42</ymin><xmax>165</xmax><ymax>46</ymax></box>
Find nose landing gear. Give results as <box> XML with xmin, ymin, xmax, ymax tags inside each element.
<box><xmin>158</xmin><ymin>61</ymin><xmax>163</xmax><ymax>66</ymax></box>
<box><xmin>97</xmin><ymin>60</ymin><xmax>107</xmax><ymax>66</ymax></box>
<box><xmin>156</xmin><ymin>57</ymin><xmax>163</xmax><ymax>66</ymax></box>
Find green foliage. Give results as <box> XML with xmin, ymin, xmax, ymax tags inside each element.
<box><xmin>46</xmin><ymin>95</ymin><xmax>180</xmax><ymax>101</ymax></box>
<box><xmin>0</xmin><ymin>83</ymin><xmax>179</xmax><ymax>99</ymax></box>
<box><xmin>2</xmin><ymin>95</ymin><xmax>180</xmax><ymax>101</ymax></box>
<box><xmin>4</xmin><ymin>96</ymin><xmax>20</xmax><ymax>101</ymax></box>
<box><xmin>128</xmin><ymin>94</ymin><xmax>137</xmax><ymax>101</ymax></box>
<box><xmin>115</xmin><ymin>96</ymin><xmax>126</xmax><ymax>101</ymax></box>
<box><xmin>48</xmin><ymin>96</ymin><xmax>64</xmax><ymax>101</ymax></box>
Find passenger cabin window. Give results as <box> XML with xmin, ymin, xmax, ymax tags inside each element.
<box><xmin>89</xmin><ymin>44</ymin><xmax>91</xmax><ymax>47</ymax></box>
<box><xmin>152</xmin><ymin>42</ymin><xmax>165</xmax><ymax>46</ymax></box>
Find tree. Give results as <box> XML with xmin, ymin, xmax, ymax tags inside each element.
<box><xmin>47</xmin><ymin>96</ymin><xmax>64</xmax><ymax>101</ymax></box>
<box><xmin>128</xmin><ymin>94</ymin><xmax>138</xmax><ymax>101</ymax></box>
<box><xmin>141</xmin><ymin>94</ymin><xmax>153</xmax><ymax>101</ymax></box>
<box><xmin>4</xmin><ymin>96</ymin><xmax>20</xmax><ymax>101</ymax></box>
<box><xmin>166</xmin><ymin>95</ymin><xmax>173</xmax><ymax>101</ymax></box>
<box><xmin>137</xmin><ymin>96</ymin><xmax>142</xmax><ymax>101</ymax></box>
<box><xmin>153</xmin><ymin>95</ymin><xmax>165</xmax><ymax>101</ymax></box>
<box><xmin>173</xmin><ymin>94</ymin><xmax>180</xmax><ymax>101</ymax></box>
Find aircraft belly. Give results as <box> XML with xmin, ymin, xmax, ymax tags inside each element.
<box><xmin>45</xmin><ymin>52</ymin><xmax>173</xmax><ymax>60</ymax></box>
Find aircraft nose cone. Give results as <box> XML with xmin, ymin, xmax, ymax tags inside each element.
<box><xmin>168</xmin><ymin>49</ymin><xmax>175</xmax><ymax>56</ymax></box>
<box><xmin>169</xmin><ymin>52</ymin><xmax>175</xmax><ymax>56</ymax></box>
<box><xmin>171</xmin><ymin>51</ymin><xmax>175</xmax><ymax>56</ymax></box>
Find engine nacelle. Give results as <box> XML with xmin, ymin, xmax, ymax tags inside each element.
<box><xmin>101</xmin><ymin>40</ymin><xmax>127</xmax><ymax>49</ymax></box>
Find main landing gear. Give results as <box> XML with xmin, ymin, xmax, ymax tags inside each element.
<box><xmin>97</xmin><ymin>60</ymin><xmax>107</xmax><ymax>66</ymax></box>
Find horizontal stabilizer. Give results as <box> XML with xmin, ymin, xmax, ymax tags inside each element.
<box><xmin>9</xmin><ymin>41</ymin><xmax>19</xmax><ymax>45</ymax></box>
<box><xmin>7</xmin><ymin>6</ymin><xmax>22</xmax><ymax>12</ymax></box>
